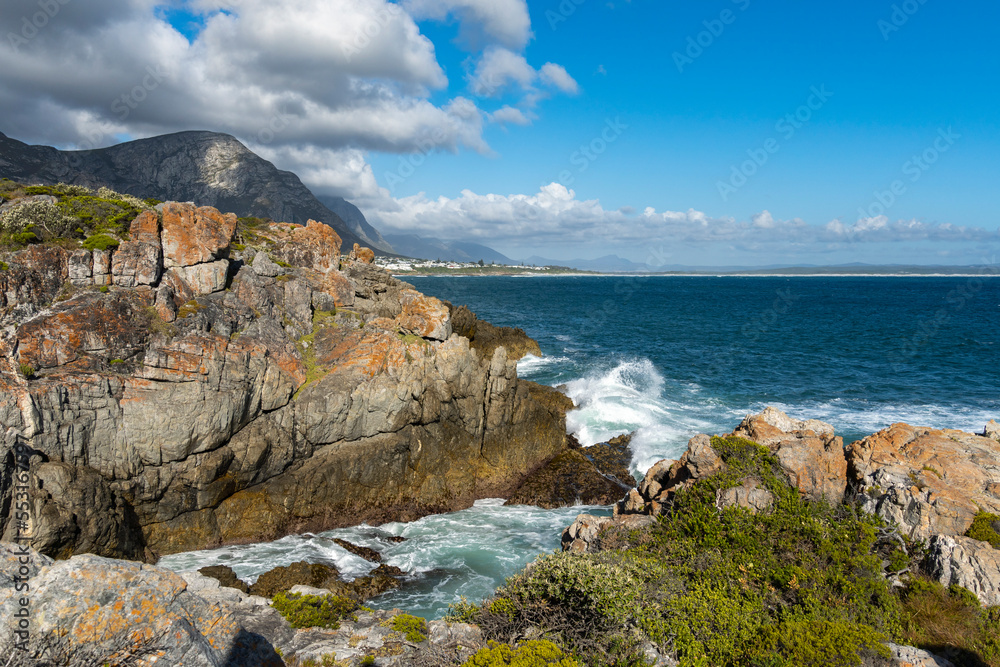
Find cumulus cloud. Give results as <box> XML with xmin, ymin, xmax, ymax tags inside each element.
<box><xmin>402</xmin><ymin>0</ymin><xmax>532</xmax><ymax>50</ymax></box>
<box><xmin>467</xmin><ymin>47</ymin><xmax>579</xmax><ymax>109</ymax></box>
<box><xmin>490</xmin><ymin>106</ymin><xmax>532</xmax><ymax>126</ymax></box>
<box><xmin>0</xmin><ymin>0</ymin><xmax>569</xmax><ymax>157</ymax></box>
<box><xmin>539</xmin><ymin>63</ymin><xmax>580</xmax><ymax>94</ymax></box>
<box><xmin>344</xmin><ymin>177</ymin><xmax>998</xmax><ymax>257</ymax></box>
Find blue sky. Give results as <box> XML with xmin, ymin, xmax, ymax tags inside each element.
<box><xmin>1</xmin><ymin>0</ymin><xmax>998</xmax><ymax>265</ymax></box>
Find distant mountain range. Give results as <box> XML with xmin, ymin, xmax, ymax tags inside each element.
<box><xmin>385</xmin><ymin>234</ymin><xmax>515</xmax><ymax>265</ymax></box>
<box><xmin>0</xmin><ymin>130</ymin><xmax>392</xmax><ymax>252</ymax></box>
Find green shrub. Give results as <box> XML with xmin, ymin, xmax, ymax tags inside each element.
<box><xmin>0</xmin><ymin>261</ymin><xmax>8</xmax><ymax>271</ymax></box>
<box><xmin>19</xmin><ymin>364</ymin><xmax>35</xmax><ymax>379</ymax></box>
<box><xmin>82</xmin><ymin>234</ymin><xmax>120</xmax><ymax>251</ymax></box>
<box><xmin>391</xmin><ymin>613</ymin><xmax>427</xmax><ymax>642</ymax></box>
<box><xmin>459</xmin><ymin>436</ymin><xmax>904</xmax><ymax>667</ymax></box>
<box><xmin>57</xmin><ymin>195</ymin><xmax>141</xmax><ymax>238</ymax></box>
<box><xmin>99</xmin><ymin>285</ymin><xmax>109</xmax><ymax>293</ymax></box>
<box><xmin>271</xmin><ymin>592</ymin><xmax>358</xmax><ymax>630</ymax></box>
<box><xmin>462</xmin><ymin>640</ymin><xmax>580</xmax><ymax>667</ymax></box>
<box><xmin>966</xmin><ymin>512</ymin><xmax>1000</xmax><ymax>549</ymax></box>
<box><xmin>900</xmin><ymin>577</ymin><xmax>1000</xmax><ymax>664</ymax></box>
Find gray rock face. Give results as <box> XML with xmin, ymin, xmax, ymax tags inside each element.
<box><xmin>870</xmin><ymin>644</ymin><xmax>955</xmax><ymax>667</ymax></box>
<box><xmin>0</xmin><ymin>202</ymin><xmax>568</xmax><ymax>560</ymax></box>
<box><xmin>985</xmin><ymin>420</ymin><xmax>1000</xmax><ymax>442</ymax></box>
<box><xmin>0</xmin><ymin>547</ymin><xmax>283</xmax><ymax>666</ymax></box>
<box><xmin>0</xmin><ymin>130</ymin><xmax>390</xmax><ymax>252</ymax></box>
<box><xmin>927</xmin><ymin>534</ymin><xmax>1000</xmax><ymax>606</ymax></box>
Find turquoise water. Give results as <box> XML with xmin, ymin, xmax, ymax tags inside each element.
<box><xmin>160</xmin><ymin>275</ymin><xmax>1000</xmax><ymax>618</ymax></box>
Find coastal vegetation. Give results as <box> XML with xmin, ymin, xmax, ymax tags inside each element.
<box><xmin>0</xmin><ymin>179</ymin><xmax>152</xmax><ymax>249</ymax></box>
<box><xmin>272</xmin><ymin>591</ymin><xmax>359</xmax><ymax>630</ymax></box>
<box><xmin>451</xmin><ymin>436</ymin><xmax>1000</xmax><ymax>667</ymax></box>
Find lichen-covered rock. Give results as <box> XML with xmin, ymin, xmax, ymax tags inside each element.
<box><xmin>0</xmin><ymin>202</ymin><xmax>570</xmax><ymax>561</ymax></box>
<box><xmin>0</xmin><ymin>549</ymin><xmax>283</xmax><ymax>666</ymax></box>
<box><xmin>847</xmin><ymin>423</ymin><xmax>1000</xmax><ymax>540</ymax></box>
<box><xmin>561</xmin><ymin>513</ymin><xmax>613</xmax><ymax>552</ymax></box>
<box><xmin>926</xmin><ymin>534</ymin><xmax>1000</xmax><ymax>606</ymax></box>
<box><xmin>984</xmin><ymin>420</ymin><xmax>1000</xmax><ymax>442</ymax></box>
<box><xmin>715</xmin><ymin>479</ymin><xmax>774</xmax><ymax>513</ymax></box>
<box><xmin>349</xmin><ymin>242</ymin><xmax>375</xmax><ymax>264</ymax></box>
<box><xmin>160</xmin><ymin>202</ymin><xmax>236</xmax><ymax>268</ymax></box>
<box><xmin>730</xmin><ymin>406</ymin><xmax>846</xmax><ymax>504</ymax></box>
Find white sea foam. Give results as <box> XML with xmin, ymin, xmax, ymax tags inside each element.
<box><xmin>158</xmin><ymin>499</ymin><xmax>609</xmax><ymax>619</ymax></box>
<box><xmin>516</xmin><ymin>354</ymin><xmax>571</xmax><ymax>376</ymax></box>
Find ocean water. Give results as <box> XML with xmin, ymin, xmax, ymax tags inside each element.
<box><xmin>159</xmin><ymin>275</ymin><xmax>1000</xmax><ymax>618</ymax></box>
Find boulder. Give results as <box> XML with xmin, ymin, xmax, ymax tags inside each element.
<box><xmin>398</xmin><ymin>289</ymin><xmax>452</xmax><ymax>341</ymax></box>
<box><xmin>0</xmin><ymin>549</ymin><xmax>283</xmax><ymax>666</ymax></box>
<box><xmin>110</xmin><ymin>239</ymin><xmax>161</xmax><ymax>287</ymax></box>
<box><xmin>350</xmin><ymin>242</ymin><xmax>375</xmax><ymax>264</ymax></box>
<box><xmin>248</xmin><ymin>561</ymin><xmax>341</xmax><ymax>598</ymax></box>
<box><xmin>561</xmin><ymin>513</ymin><xmax>613</xmax><ymax>553</ymax></box>
<box><xmin>582</xmin><ymin>432</ymin><xmax>637</xmax><ymax>487</ymax></box>
<box><xmin>67</xmin><ymin>249</ymin><xmax>92</xmax><ymax>286</ymax></box>
<box><xmin>927</xmin><ymin>534</ymin><xmax>1000</xmax><ymax>606</ymax></box>
<box><xmin>731</xmin><ymin>407</ymin><xmax>847</xmax><ymax>504</ymax></box>
<box><xmin>198</xmin><ymin>564</ymin><xmax>249</xmax><ymax>593</ymax></box>
<box><xmin>716</xmin><ymin>479</ymin><xmax>774</xmax><ymax>513</ymax></box>
<box><xmin>448</xmin><ymin>302</ymin><xmax>542</xmax><ymax>361</ymax></box>
<box><xmin>167</xmin><ymin>258</ymin><xmax>230</xmax><ymax>296</ymax></box>
<box><xmin>871</xmin><ymin>644</ymin><xmax>956</xmax><ymax>667</ymax></box>
<box><xmin>506</xmin><ymin>448</ymin><xmax>632</xmax><ymax>509</ymax></box>
<box><xmin>251</xmin><ymin>250</ymin><xmax>284</xmax><ymax>277</ymax></box>
<box><xmin>847</xmin><ymin>423</ymin><xmax>1000</xmax><ymax>540</ymax></box>
<box><xmin>258</xmin><ymin>219</ymin><xmax>342</xmax><ymax>273</ymax></box>
<box><xmin>160</xmin><ymin>202</ymin><xmax>236</xmax><ymax>269</ymax></box>
<box><xmin>984</xmin><ymin>420</ymin><xmax>1000</xmax><ymax>442</ymax></box>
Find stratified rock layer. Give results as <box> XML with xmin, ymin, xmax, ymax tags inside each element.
<box><xmin>0</xmin><ymin>202</ymin><xmax>569</xmax><ymax>559</ymax></box>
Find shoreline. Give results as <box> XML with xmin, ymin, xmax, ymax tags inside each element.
<box><xmin>397</xmin><ymin>271</ymin><xmax>1000</xmax><ymax>278</ymax></box>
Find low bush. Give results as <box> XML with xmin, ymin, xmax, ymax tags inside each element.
<box><xmin>462</xmin><ymin>640</ymin><xmax>580</xmax><ymax>667</ymax></box>
<box><xmin>391</xmin><ymin>613</ymin><xmax>428</xmax><ymax>642</ymax></box>
<box><xmin>899</xmin><ymin>577</ymin><xmax>1000</xmax><ymax>664</ymax></box>
<box><xmin>966</xmin><ymin>512</ymin><xmax>1000</xmax><ymax>549</ymax></box>
<box><xmin>271</xmin><ymin>592</ymin><xmax>358</xmax><ymax>630</ymax></box>
<box><xmin>454</xmin><ymin>436</ymin><xmax>906</xmax><ymax>666</ymax></box>
<box><xmin>82</xmin><ymin>234</ymin><xmax>120</xmax><ymax>251</ymax></box>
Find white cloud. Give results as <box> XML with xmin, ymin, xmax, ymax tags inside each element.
<box><xmin>539</xmin><ymin>63</ymin><xmax>580</xmax><ymax>95</ymax></box>
<box><xmin>490</xmin><ymin>106</ymin><xmax>532</xmax><ymax>126</ymax></box>
<box><xmin>468</xmin><ymin>47</ymin><xmax>536</xmax><ymax>96</ymax></box>
<box><xmin>402</xmin><ymin>0</ymin><xmax>532</xmax><ymax>50</ymax></box>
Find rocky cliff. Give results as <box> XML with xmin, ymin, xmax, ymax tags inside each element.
<box><xmin>0</xmin><ymin>130</ymin><xmax>392</xmax><ymax>252</ymax></box>
<box><xmin>0</xmin><ymin>186</ymin><xmax>569</xmax><ymax>560</ymax></box>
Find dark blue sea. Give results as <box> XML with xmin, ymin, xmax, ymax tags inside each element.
<box><xmin>161</xmin><ymin>275</ymin><xmax>1000</xmax><ymax>618</ymax></box>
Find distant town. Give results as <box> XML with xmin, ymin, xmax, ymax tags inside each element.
<box><xmin>374</xmin><ymin>257</ymin><xmax>588</xmax><ymax>275</ymax></box>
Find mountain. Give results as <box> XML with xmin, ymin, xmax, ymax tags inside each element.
<box><xmin>522</xmin><ymin>254</ymin><xmax>653</xmax><ymax>272</ymax></box>
<box><xmin>385</xmin><ymin>233</ymin><xmax>514</xmax><ymax>264</ymax></box>
<box><xmin>0</xmin><ymin>130</ymin><xmax>393</xmax><ymax>253</ymax></box>
<box><xmin>315</xmin><ymin>194</ymin><xmax>391</xmax><ymax>254</ymax></box>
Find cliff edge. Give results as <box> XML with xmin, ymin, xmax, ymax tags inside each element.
<box><xmin>0</xmin><ymin>183</ymin><xmax>570</xmax><ymax>560</ymax></box>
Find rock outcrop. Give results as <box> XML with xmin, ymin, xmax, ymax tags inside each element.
<box><xmin>846</xmin><ymin>423</ymin><xmax>1000</xmax><ymax>540</ymax></box>
<box><xmin>0</xmin><ymin>201</ymin><xmax>571</xmax><ymax>560</ymax></box>
<box><xmin>0</xmin><ymin>546</ymin><xmax>283</xmax><ymax>666</ymax></box>
<box><xmin>926</xmin><ymin>535</ymin><xmax>1000</xmax><ymax>606</ymax></box>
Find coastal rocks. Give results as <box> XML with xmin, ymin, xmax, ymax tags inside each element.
<box><xmin>846</xmin><ymin>423</ymin><xmax>1000</xmax><ymax>540</ymax></box>
<box><xmin>160</xmin><ymin>202</ymin><xmax>236</xmax><ymax>269</ymax></box>
<box><xmin>926</xmin><ymin>535</ymin><xmax>1000</xmax><ymax>606</ymax></box>
<box><xmin>0</xmin><ymin>200</ymin><xmax>572</xmax><ymax>560</ymax></box>
<box><xmin>715</xmin><ymin>479</ymin><xmax>774</xmax><ymax>513</ymax></box>
<box><xmin>561</xmin><ymin>513</ymin><xmax>612</xmax><ymax>552</ymax></box>
<box><xmin>984</xmin><ymin>420</ymin><xmax>1000</xmax><ymax>442</ymax></box>
<box><xmin>0</xmin><ymin>548</ymin><xmax>283</xmax><ymax>666</ymax></box>
<box><xmin>730</xmin><ymin>406</ymin><xmax>847</xmax><ymax>504</ymax></box>
<box><xmin>448</xmin><ymin>302</ymin><xmax>542</xmax><ymax>361</ymax></box>
<box><xmin>582</xmin><ymin>432</ymin><xmax>637</xmax><ymax>487</ymax></box>
<box><xmin>248</xmin><ymin>561</ymin><xmax>341</xmax><ymax>598</ymax></box>
<box><xmin>5</xmin><ymin>461</ymin><xmax>146</xmax><ymax>561</ymax></box>
<box><xmin>505</xmin><ymin>448</ymin><xmax>632</xmax><ymax>509</ymax></box>
<box><xmin>335</xmin><ymin>538</ymin><xmax>382</xmax><ymax>562</ymax></box>
<box><xmin>349</xmin><ymin>242</ymin><xmax>375</xmax><ymax>264</ymax></box>
<box><xmin>870</xmin><ymin>644</ymin><xmax>956</xmax><ymax>667</ymax></box>
<box><xmin>199</xmin><ymin>564</ymin><xmax>250</xmax><ymax>593</ymax></box>
<box><xmin>281</xmin><ymin>609</ymin><xmax>484</xmax><ymax>666</ymax></box>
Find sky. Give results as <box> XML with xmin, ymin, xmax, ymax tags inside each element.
<box><xmin>1</xmin><ymin>0</ymin><xmax>998</xmax><ymax>266</ymax></box>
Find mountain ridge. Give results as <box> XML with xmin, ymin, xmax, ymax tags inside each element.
<box><xmin>0</xmin><ymin>130</ymin><xmax>393</xmax><ymax>253</ymax></box>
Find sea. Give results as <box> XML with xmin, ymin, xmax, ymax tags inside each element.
<box><xmin>159</xmin><ymin>275</ymin><xmax>1000</xmax><ymax>618</ymax></box>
